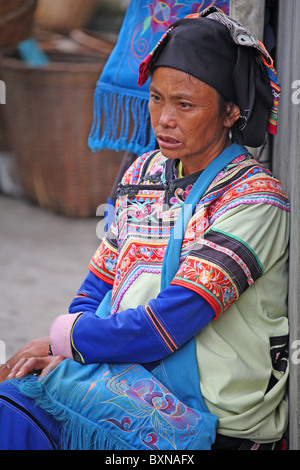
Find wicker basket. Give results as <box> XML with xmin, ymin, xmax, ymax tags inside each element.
<box><xmin>0</xmin><ymin>0</ymin><xmax>37</xmax><ymax>48</ymax></box>
<box><xmin>0</xmin><ymin>50</ymin><xmax>124</xmax><ymax>217</ymax></box>
<box><xmin>34</xmin><ymin>0</ymin><xmax>97</xmax><ymax>34</ymax></box>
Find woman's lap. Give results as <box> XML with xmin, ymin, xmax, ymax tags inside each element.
<box><xmin>0</xmin><ymin>380</ymin><xmax>287</xmax><ymax>451</ymax></box>
<box><xmin>0</xmin><ymin>380</ymin><xmax>62</xmax><ymax>450</ymax></box>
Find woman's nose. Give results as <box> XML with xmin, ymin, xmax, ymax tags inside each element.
<box><xmin>158</xmin><ymin>105</ymin><xmax>176</xmax><ymax>128</ymax></box>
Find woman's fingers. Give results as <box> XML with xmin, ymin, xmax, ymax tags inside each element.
<box><xmin>0</xmin><ymin>338</ymin><xmax>59</xmax><ymax>383</ymax></box>
<box><xmin>8</xmin><ymin>357</ymin><xmax>27</xmax><ymax>378</ymax></box>
<box><xmin>0</xmin><ymin>363</ymin><xmax>12</xmax><ymax>383</ymax></box>
<box><xmin>8</xmin><ymin>357</ymin><xmax>41</xmax><ymax>379</ymax></box>
<box><xmin>7</xmin><ymin>356</ymin><xmax>65</xmax><ymax>380</ymax></box>
<box><xmin>39</xmin><ymin>356</ymin><xmax>65</xmax><ymax>379</ymax></box>
<box><xmin>0</xmin><ymin>337</ymin><xmax>51</xmax><ymax>383</ymax></box>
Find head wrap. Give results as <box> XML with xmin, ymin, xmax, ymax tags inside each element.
<box><xmin>138</xmin><ymin>7</ymin><xmax>280</xmax><ymax>148</ymax></box>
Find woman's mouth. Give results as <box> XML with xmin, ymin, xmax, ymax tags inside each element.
<box><xmin>156</xmin><ymin>134</ymin><xmax>181</xmax><ymax>150</ymax></box>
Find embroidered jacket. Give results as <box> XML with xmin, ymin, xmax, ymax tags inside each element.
<box><xmin>51</xmin><ymin>150</ymin><xmax>290</xmax><ymax>442</ymax></box>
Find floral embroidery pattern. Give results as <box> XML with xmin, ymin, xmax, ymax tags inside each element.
<box><xmin>172</xmin><ymin>257</ymin><xmax>238</xmax><ymax>316</ymax></box>
<box><xmin>208</xmin><ymin>178</ymin><xmax>290</xmax><ymax>223</ymax></box>
<box><xmin>131</xmin><ymin>1</ymin><xmax>230</xmax><ymax>74</ymax></box>
<box><xmin>191</xmin><ymin>0</ymin><xmax>229</xmax><ymax>16</ymax></box>
<box><xmin>145</xmin><ymin>0</ymin><xmax>184</xmax><ymax>36</ymax></box>
<box><xmin>69</xmin><ymin>363</ymin><xmax>203</xmax><ymax>450</ymax></box>
<box><xmin>200</xmin><ymin>238</ymin><xmax>254</xmax><ymax>286</ymax></box>
<box><xmin>170</xmin><ymin>184</ymin><xmax>193</xmax><ymax>204</ymax></box>
<box><xmin>204</xmin><ymin>159</ymin><xmax>290</xmax><ymax>224</ymax></box>
<box><xmin>105</xmin><ymin>375</ymin><xmax>201</xmax><ymax>449</ymax></box>
<box><xmin>111</xmin><ymin>241</ymin><xmax>166</xmax><ymax>314</ymax></box>
<box><xmin>89</xmin><ymin>240</ymin><xmax>118</xmax><ymax>285</ymax></box>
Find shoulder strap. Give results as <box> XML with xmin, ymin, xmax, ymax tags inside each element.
<box><xmin>155</xmin><ymin>143</ymin><xmax>248</xmax><ymax>416</ymax></box>
<box><xmin>161</xmin><ymin>143</ymin><xmax>247</xmax><ymax>288</ymax></box>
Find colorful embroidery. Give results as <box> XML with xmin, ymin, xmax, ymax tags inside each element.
<box><xmin>172</xmin><ymin>227</ymin><xmax>264</xmax><ymax>316</ymax></box>
<box><xmin>257</xmin><ymin>39</ymin><xmax>281</xmax><ymax>136</ymax></box>
<box><xmin>121</xmin><ymin>152</ymin><xmax>154</xmax><ymax>185</ymax></box>
<box><xmin>191</xmin><ymin>0</ymin><xmax>229</xmax><ymax>16</ymax></box>
<box><xmin>89</xmin><ymin>150</ymin><xmax>289</xmax><ymax>318</ymax></box>
<box><xmin>138</xmin><ymin>0</ymin><xmax>230</xmax><ymax>85</ymax></box>
<box><xmin>172</xmin><ymin>257</ymin><xmax>238</xmax><ymax>316</ymax></box>
<box><xmin>170</xmin><ymin>184</ymin><xmax>193</xmax><ymax>205</ymax></box>
<box><xmin>201</xmin><ymin>238</ymin><xmax>254</xmax><ymax>285</ymax></box>
<box><xmin>207</xmin><ymin>175</ymin><xmax>290</xmax><ymax>224</ymax></box>
<box><xmin>202</xmin><ymin>157</ymin><xmax>290</xmax><ymax>223</ymax></box>
<box><xmin>181</xmin><ymin>208</ymin><xmax>209</xmax><ymax>254</ymax></box>
<box><xmin>111</xmin><ymin>240</ymin><xmax>167</xmax><ymax>314</ymax></box>
<box><xmin>145</xmin><ymin>0</ymin><xmax>184</xmax><ymax>36</ymax></box>
<box><xmin>67</xmin><ymin>363</ymin><xmax>204</xmax><ymax>450</ymax></box>
<box><xmin>89</xmin><ymin>239</ymin><xmax>118</xmax><ymax>285</ymax></box>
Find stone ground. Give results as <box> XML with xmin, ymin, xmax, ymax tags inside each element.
<box><xmin>0</xmin><ymin>194</ymin><xmax>101</xmax><ymax>360</ymax></box>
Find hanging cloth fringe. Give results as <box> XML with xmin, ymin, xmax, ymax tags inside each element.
<box><xmin>88</xmin><ymin>83</ymin><xmax>156</xmax><ymax>155</ymax></box>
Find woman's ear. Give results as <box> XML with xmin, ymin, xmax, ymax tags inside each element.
<box><xmin>223</xmin><ymin>103</ymin><xmax>240</xmax><ymax>128</ymax></box>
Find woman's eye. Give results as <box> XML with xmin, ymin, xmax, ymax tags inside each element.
<box><xmin>150</xmin><ymin>93</ymin><xmax>161</xmax><ymax>102</ymax></box>
<box><xmin>179</xmin><ymin>102</ymin><xmax>192</xmax><ymax>108</ymax></box>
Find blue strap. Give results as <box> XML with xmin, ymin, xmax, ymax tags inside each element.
<box><xmin>155</xmin><ymin>143</ymin><xmax>248</xmax><ymax>411</ymax></box>
<box><xmin>95</xmin><ymin>289</ymin><xmax>112</xmax><ymax>318</ymax></box>
<box><xmin>96</xmin><ymin>144</ymin><xmax>248</xmax><ymax>413</ymax></box>
<box><xmin>161</xmin><ymin>143</ymin><xmax>247</xmax><ymax>289</ymax></box>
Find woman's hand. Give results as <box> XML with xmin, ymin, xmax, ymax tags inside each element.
<box><xmin>0</xmin><ymin>337</ymin><xmax>55</xmax><ymax>383</ymax></box>
<box><xmin>6</xmin><ymin>355</ymin><xmax>66</xmax><ymax>380</ymax></box>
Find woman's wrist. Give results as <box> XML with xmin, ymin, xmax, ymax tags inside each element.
<box><xmin>50</xmin><ymin>313</ymin><xmax>82</xmax><ymax>359</ymax></box>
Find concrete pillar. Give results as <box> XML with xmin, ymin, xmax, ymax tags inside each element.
<box><xmin>230</xmin><ymin>0</ymin><xmax>266</xmax><ymax>40</ymax></box>
<box><xmin>272</xmin><ymin>0</ymin><xmax>300</xmax><ymax>450</ymax></box>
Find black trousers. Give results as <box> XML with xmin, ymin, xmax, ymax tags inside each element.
<box><xmin>212</xmin><ymin>432</ymin><xmax>288</xmax><ymax>450</ymax></box>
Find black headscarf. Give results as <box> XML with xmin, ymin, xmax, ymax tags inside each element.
<box><xmin>138</xmin><ymin>7</ymin><xmax>280</xmax><ymax>148</ymax></box>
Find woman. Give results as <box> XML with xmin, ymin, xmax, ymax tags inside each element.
<box><xmin>0</xmin><ymin>8</ymin><xmax>289</xmax><ymax>450</ymax></box>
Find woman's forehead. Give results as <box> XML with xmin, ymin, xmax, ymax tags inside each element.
<box><xmin>150</xmin><ymin>67</ymin><xmax>218</xmax><ymax>99</ymax></box>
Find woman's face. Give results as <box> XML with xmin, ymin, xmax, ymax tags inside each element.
<box><xmin>149</xmin><ymin>67</ymin><xmax>238</xmax><ymax>175</ymax></box>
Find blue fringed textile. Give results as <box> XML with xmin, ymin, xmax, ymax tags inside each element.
<box><xmin>16</xmin><ymin>361</ymin><xmax>217</xmax><ymax>451</ymax></box>
<box><xmin>89</xmin><ymin>83</ymin><xmax>155</xmax><ymax>154</ymax></box>
<box><xmin>88</xmin><ymin>0</ymin><xmax>230</xmax><ymax>155</ymax></box>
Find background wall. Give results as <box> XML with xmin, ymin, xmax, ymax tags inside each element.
<box><xmin>230</xmin><ymin>0</ymin><xmax>265</xmax><ymax>40</ymax></box>
<box><xmin>273</xmin><ymin>0</ymin><xmax>300</xmax><ymax>450</ymax></box>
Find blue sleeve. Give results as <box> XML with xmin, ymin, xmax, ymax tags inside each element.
<box><xmin>71</xmin><ymin>284</ymin><xmax>215</xmax><ymax>365</ymax></box>
<box><xmin>68</xmin><ymin>271</ymin><xmax>112</xmax><ymax>314</ymax></box>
